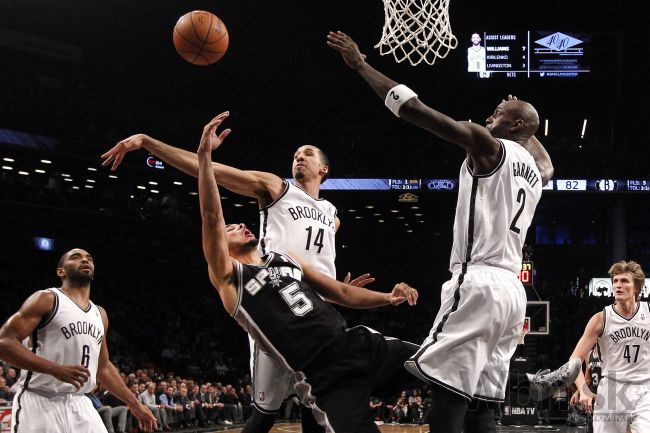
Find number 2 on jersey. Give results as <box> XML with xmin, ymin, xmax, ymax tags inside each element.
<box><xmin>509</xmin><ymin>188</ymin><xmax>526</xmax><ymax>234</ymax></box>
<box><xmin>305</xmin><ymin>226</ymin><xmax>324</xmax><ymax>254</ymax></box>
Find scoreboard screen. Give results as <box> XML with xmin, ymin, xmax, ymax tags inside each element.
<box><xmin>519</xmin><ymin>261</ymin><xmax>534</xmax><ymax>285</ymax></box>
<box><xmin>464</xmin><ymin>31</ymin><xmax>590</xmax><ymax>78</ymax></box>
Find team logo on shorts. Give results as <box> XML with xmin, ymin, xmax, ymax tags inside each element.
<box><xmin>258</xmin><ymin>391</ymin><xmax>265</xmax><ymax>401</ymax></box>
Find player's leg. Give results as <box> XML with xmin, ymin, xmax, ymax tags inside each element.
<box><xmin>592</xmin><ymin>378</ymin><xmax>628</xmax><ymax>433</ymax></box>
<box><xmin>627</xmin><ymin>383</ymin><xmax>650</xmax><ymax>433</ymax></box>
<box><xmin>467</xmin><ymin>269</ymin><xmax>527</xmax><ymax>433</ymax></box>
<box><xmin>464</xmin><ymin>398</ymin><xmax>498</xmax><ymax>433</ymax></box>
<box><xmin>241</xmin><ymin>407</ymin><xmax>276</xmax><ymax>433</ymax></box>
<box><xmin>371</xmin><ymin>335</ymin><xmax>421</xmax><ymax>396</ymax></box>
<box><xmin>428</xmin><ymin>383</ymin><xmax>468</xmax><ymax>433</ymax></box>
<box><xmin>73</xmin><ymin>394</ymin><xmax>110</xmax><ymax>433</ymax></box>
<box><xmin>242</xmin><ymin>339</ymin><xmax>293</xmax><ymax>433</ymax></box>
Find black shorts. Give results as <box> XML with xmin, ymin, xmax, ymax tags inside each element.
<box><xmin>296</xmin><ymin>326</ymin><xmax>420</xmax><ymax>433</ymax></box>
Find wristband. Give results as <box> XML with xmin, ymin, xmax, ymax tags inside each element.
<box><xmin>385</xmin><ymin>84</ymin><xmax>418</xmax><ymax>117</ymax></box>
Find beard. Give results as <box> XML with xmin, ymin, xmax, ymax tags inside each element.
<box><xmin>66</xmin><ymin>268</ymin><xmax>94</xmax><ymax>285</ymax></box>
<box><xmin>244</xmin><ymin>238</ymin><xmax>260</xmax><ymax>248</ymax></box>
<box><xmin>294</xmin><ymin>170</ymin><xmax>305</xmax><ymax>180</ymax></box>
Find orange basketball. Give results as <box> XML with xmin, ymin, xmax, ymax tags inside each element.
<box><xmin>173</xmin><ymin>10</ymin><xmax>229</xmax><ymax>66</ymax></box>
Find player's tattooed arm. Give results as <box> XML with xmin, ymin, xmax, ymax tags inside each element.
<box><xmin>0</xmin><ymin>291</ymin><xmax>90</xmax><ymax>389</ymax></box>
<box><xmin>102</xmin><ymin>112</ymin><xmax>285</xmax><ymax>206</ymax></box>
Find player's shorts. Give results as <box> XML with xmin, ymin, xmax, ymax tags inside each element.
<box><xmin>249</xmin><ymin>335</ymin><xmax>297</xmax><ymax>413</ymax></box>
<box><xmin>405</xmin><ymin>264</ymin><xmax>526</xmax><ymax>402</ymax></box>
<box><xmin>294</xmin><ymin>325</ymin><xmax>420</xmax><ymax>433</ymax></box>
<box><xmin>593</xmin><ymin>377</ymin><xmax>650</xmax><ymax>433</ymax></box>
<box><xmin>12</xmin><ymin>388</ymin><xmax>107</xmax><ymax>433</ymax></box>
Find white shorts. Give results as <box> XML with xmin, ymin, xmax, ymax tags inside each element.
<box><xmin>249</xmin><ymin>335</ymin><xmax>296</xmax><ymax>413</ymax></box>
<box><xmin>11</xmin><ymin>389</ymin><xmax>107</xmax><ymax>433</ymax></box>
<box><xmin>405</xmin><ymin>265</ymin><xmax>526</xmax><ymax>402</ymax></box>
<box><xmin>593</xmin><ymin>377</ymin><xmax>650</xmax><ymax>433</ymax></box>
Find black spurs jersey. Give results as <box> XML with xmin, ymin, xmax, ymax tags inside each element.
<box><xmin>232</xmin><ymin>251</ymin><xmax>347</xmax><ymax>372</ymax></box>
<box><xmin>587</xmin><ymin>348</ymin><xmax>602</xmax><ymax>393</ymax></box>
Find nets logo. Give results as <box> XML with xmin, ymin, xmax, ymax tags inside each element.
<box><xmin>596</xmin><ymin>179</ymin><xmax>617</xmax><ymax>191</ymax></box>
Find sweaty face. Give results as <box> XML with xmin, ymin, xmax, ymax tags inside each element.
<box><xmin>292</xmin><ymin>146</ymin><xmax>326</xmax><ymax>182</ymax></box>
<box><xmin>59</xmin><ymin>249</ymin><xmax>95</xmax><ymax>284</ymax></box>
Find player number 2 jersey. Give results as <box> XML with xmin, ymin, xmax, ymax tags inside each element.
<box><xmin>450</xmin><ymin>139</ymin><xmax>542</xmax><ymax>274</ymax></box>
<box><xmin>597</xmin><ymin>302</ymin><xmax>650</xmax><ymax>384</ymax></box>
<box><xmin>258</xmin><ymin>181</ymin><xmax>337</xmax><ymax>278</ymax></box>
<box><xmin>18</xmin><ymin>288</ymin><xmax>104</xmax><ymax>395</ymax></box>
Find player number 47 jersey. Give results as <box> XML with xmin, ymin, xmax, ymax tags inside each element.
<box><xmin>258</xmin><ymin>181</ymin><xmax>337</xmax><ymax>278</ymax></box>
<box><xmin>598</xmin><ymin>302</ymin><xmax>650</xmax><ymax>384</ymax></box>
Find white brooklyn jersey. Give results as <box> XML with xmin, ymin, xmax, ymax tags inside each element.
<box><xmin>598</xmin><ymin>302</ymin><xmax>650</xmax><ymax>383</ymax></box>
<box><xmin>258</xmin><ymin>181</ymin><xmax>337</xmax><ymax>278</ymax></box>
<box><xmin>18</xmin><ymin>288</ymin><xmax>104</xmax><ymax>395</ymax></box>
<box><xmin>450</xmin><ymin>139</ymin><xmax>542</xmax><ymax>274</ymax></box>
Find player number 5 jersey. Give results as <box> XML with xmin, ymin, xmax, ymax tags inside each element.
<box><xmin>450</xmin><ymin>139</ymin><xmax>542</xmax><ymax>274</ymax></box>
<box><xmin>258</xmin><ymin>181</ymin><xmax>337</xmax><ymax>278</ymax></box>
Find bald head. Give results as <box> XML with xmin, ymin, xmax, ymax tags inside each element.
<box><xmin>505</xmin><ymin>99</ymin><xmax>540</xmax><ymax>137</ymax></box>
<box><xmin>487</xmin><ymin>99</ymin><xmax>540</xmax><ymax>143</ymax></box>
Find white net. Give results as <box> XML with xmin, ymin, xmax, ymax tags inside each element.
<box><xmin>375</xmin><ymin>0</ymin><xmax>457</xmax><ymax>66</ymax></box>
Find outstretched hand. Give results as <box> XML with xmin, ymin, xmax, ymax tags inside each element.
<box><xmin>343</xmin><ymin>272</ymin><xmax>375</xmax><ymax>288</ymax></box>
<box><xmin>101</xmin><ymin>134</ymin><xmax>150</xmax><ymax>171</ymax></box>
<box><xmin>197</xmin><ymin>112</ymin><xmax>231</xmax><ymax>155</ymax></box>
<box><xmin>388</xmin><ymin>282</ymin><xmax>418</xmax><ymax>306</ymax></box>
<box><xmin>129</xmin><ymin>402</ymin><xmax>158</xmax><ymax>432</ymax></box>
<box><xmin>326</xmin><ymin>31</ymin><xmax>367</xmax><ymax>70</ymax></box>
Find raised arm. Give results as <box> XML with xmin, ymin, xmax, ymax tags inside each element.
<box><xmin>292</xmin><ymin>253</ymin><xmax>418</xmax><ymax>309</ymax></box>
<box><xmin>523</xmin><ymin>135</ymin><xmax>554</xmax><ymax>186</ymax></box>
<box><xmin>95</xmin><ymin>307</ymin><xmax>157</xmax><ymax>432</ymax></box>
<box><xmin>570</xmin><ymin>312</ymin><xmax>603</xmax><ymax>413</ymax></box>
<box><xmin>327</xmin><ymin>31</ymin><xmax>500</xmax><ymax>160</ymax></box>
<box><xmin>505</xmin><ymin>96</ymin><xmax>553</xmax><ymax>185</ymax></box>
<box><xmin>0</xmin><ymin>291</ymin><xmax>90</xmax><ymax>389</ymax></box>
<box><xmin>101</xmin><ymin>112</ymin><xmax>285</xmax><ymax>205</ymax></box>
<box><xmin>197</xmin><ymin>115</ymin><xmax>239</xmax><ymax>312</ymax></box>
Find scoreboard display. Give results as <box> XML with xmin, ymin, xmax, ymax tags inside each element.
<box><xmin>464</xmin><ymin>31</ymin><xmax>590</xmax><ymax>78</ymax></box>
<box><xmin>519</xmin><ymin>261</ymin><xmax>534</xmax><ymax>286</ymax></box>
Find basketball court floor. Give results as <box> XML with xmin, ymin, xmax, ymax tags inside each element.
<box><xmin>219</xmin><ymin>422</ymin><xmax>587</xmax><ymax>433</ymax></box>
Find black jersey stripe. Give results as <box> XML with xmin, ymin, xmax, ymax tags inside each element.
<box><xmin>258</xmin><ymin>180</ymin><xmax>290</xmax><ymax>211</ymax></box>
<box><xmin>38</xmin><ymin>290</ymin><xmax>59</xmax><ymax>329</ymax></box>
<box><xmin>611</xmin><ymin>302</ymin><xmax>641</xmax><ymax>321</ymax></box>
<box><xmin>599</xmin><ymin>307</ymin><xmax>607</xmax><ymax>337</ymax></box>
<box><xmin>13</xmin><ymin>388</ymin><xmax>27</xmax><ymax>433</ymax></box>
<box><xmin>465</xmin><ymin>177</ymin><xmax>480</xmax><ymax>263</ymax></box>
<box><xmin>260</xmin><ymin>208</ymin><xmax>269</xmax><ymax>255</ymax></box>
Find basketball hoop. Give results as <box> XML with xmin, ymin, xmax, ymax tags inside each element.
<box><xmin>375</xmin><ymin>0</ymin><xmax>457</xmax><ymax>66</ymax></box>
